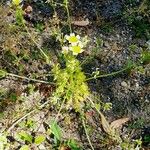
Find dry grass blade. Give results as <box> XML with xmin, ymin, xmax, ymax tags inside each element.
<box><xmin>110</xmin><ymin>117</ymin><xmax>130</xmax><ymax>129</ymax></box>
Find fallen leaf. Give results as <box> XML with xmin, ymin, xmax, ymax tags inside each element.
<box><xmin>100</xmin><ymin>112</ymin><xmax>112</xmax><ymax>135</ymax></box>
<box><xmin>110</xmin><ymin>117</ymin><xmax>129</xmax><ymax>129</ymax></box>
<box><xmin>71</xmin><ymin>19</ymin><xmax>90</xmax><ymax>26</ymax></box>
<box><xmin>59</xmin><ymin>145</ymin><xmax>70</xmax><ymax>150</ymax></box>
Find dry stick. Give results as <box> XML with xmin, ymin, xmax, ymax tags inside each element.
<box><xmin>7</xmin><ymin>72</ymin><xmax>55</xmax><ymax>84</ymax></box>
<box><xmin>21</xmin><ymin>17</ymin><xmax>50</xmax><ymax>64</ymax></box>
<box><xmin>82</xmin><ymin>118</ymin><xmax>95</xmax><ymax>150</ymax></box>
<box><xmin>26</xmin><ymin>27</ymin><xmax>50</xmax><ymax>63</ymax></box>
<box><xmin>6</xmin><ymin>100</ymin><xmax>50</xmax><ymax>133</ymax></box>
<box><xmin>7</xmin><ymin>109</ymin><xmax>36</xmax><ymax>133</ymax></box>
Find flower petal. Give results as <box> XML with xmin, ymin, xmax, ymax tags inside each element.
<box><xmin>70</xmin><ymin>33</ymin><xmax>75</xmax><ymax>36</ymax></box>
<box><xmin>76</xmin><ymin>35</ymin><xmax>80</xmax><ymax>40</ymax></box>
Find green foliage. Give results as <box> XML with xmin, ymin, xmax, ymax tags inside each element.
<box><xmin>0</xmin><ymin>133</ymin><xmax>10</xmax><ymax>150</ymax></box>
<box><xmin>34</xmin><ymin>22</ymin><xmax>45</xmax><ymax>32</ymax></box>
<box><xmin>125</xmin><ymin>60</ymin><xmax>135</xmax><ymax>73</ymax></box>
<box><xmin>19</xmin><ymin>145</ymin><xmax>30</xmax><ymax>150</ymax></box>
<box><xmin>49</xmin><ymin>121</ymin><xmax>81</xmax><ymax>149</ymax></box>
<box><xmin>92</xmin><ymin>69</ymin><xmax>100</xmax><ymax>79</ymax></box>
<box><xmin>34</xmin><ymin>135</ymin><xmax>46</xmax><ymax>145</ymax></box>
<box><xmin>66</xmin><ymin>139</ymin><xmax>81</xmax><ymax>150</ymax></box>
<box><xmin>124</xmin><ymin>0</ymin><xmax>150</xmax><ymax>38</ymax></box>
<box><xmin>52</xmin><ymin>55</ymin><xmax>89</xmax><ymax>111</ymax></box>
<box><xmin>18</xmin><ymin>131</ymin><xmax>33</xmax><ymax>143</ymax></box>
<box><xmin>144</xmin><ymin>135</ymin><xmax>150</xmax><ymax>143</ymax></box>
<box><xmin>51</xmin><ymin>33</ymin><xmax>89</xmax><ymax>112</ymax></box>
<box><xmin>132</xmin><ymin>19</ymin><xmax>150</xmax><ymax>38</ymax></box>
<box><xmin>129</xmin><ymin>44</ymin><xmax>138</xmax><ymax>52</ymax></box>
<box><xmin>9</xmin><ymin>93</ymin><xmax>17</xmax><ymax>102</ymax></box>
<box><xmin>50</xmin><ymin>121</ymin><xmax>62</xmax><ymax>141</ymax></box>
<box><xmin>128</xmin><ymin>118</ymin><xmax>145</xmax><ymax>129</ymax></box>
<box><xmin>18</xmin><ymin>119</ymin><xmax>36</xmax><ymax>129</ymax></box>
<box><xmin>103</xmin><ymin>103</ymin><xmax>112</xmax><ymax>111</ymax></box>
<box><xmin>141</xmin><ymin>50</ymin><xmax>150</xmax><ymax>64</ymax></box>
<box><xmin>17</xmin><ymin>131</ymin><xmax>46</xmax><ymax>148</ymax></box>
<box><xmin>101</xmin><ymin>23</ymin><xmax>114</xmax><ymax>33</ymax></box>
<box><xmin>0</xmin><ymin>70</ymin><xmax>7</xmax><ymax>78</ymax></box>
<box><xmin>15</xmin><ymin>7</ymin><xmax>25</xmax><ymax>26</ymax></box>
<box><xmin>121</xmin><ymin>138</ymin><xmax>142</xmax><ymax>150</ymax></box>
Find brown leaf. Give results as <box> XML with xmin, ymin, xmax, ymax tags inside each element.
<box><xmin>100</xmin><ymin>112</ymin><xmax>112</xmax><ymax>135</ymax></box>
<box><xmin>71</xmin><ymin>19</ymin><xmax>90</xmax><ymax>26</ymax></box>
<box><xmin>110</xmin><ymin>117</ymin><xmax>129</xmax><ymax>129</ymax></box>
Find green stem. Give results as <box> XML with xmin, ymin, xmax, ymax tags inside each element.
<box><xmin>54</xmin><ymin>98</ymin><xmax>65</xmax><ymax>122</ymax></box>
<box><xmin>53</xmin><ymin>2</ymin><xmax>65</xmax><ymax>7</ymax></box>
<box><xmin>7</xmin><ymin>72</ymin><xmax>55</xmax><ymax>84</ymax></box>
<box><xmin>79</xmin><ymin>55</ymin><xmax>92</xmax><ymax>67</ymax></box>
<box><xmin>86</xmin><ymin>67</ymin><xmax>128</xmax><ymax>81</ymax></box>
<box><xmin>65</xmin><ymin>0</ymin><xmax>72</xmax><ymax>32</ymax></box>
<box><xmin>82</xmin><ymin>117</ymin><xmax>95</xmax><ymax>150</ymax></box>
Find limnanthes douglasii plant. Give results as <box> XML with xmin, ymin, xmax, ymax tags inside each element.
<box><xmin>52</xmin><ymin>33</ymin><xmax>89</xmax><ymax>112</ymax></box>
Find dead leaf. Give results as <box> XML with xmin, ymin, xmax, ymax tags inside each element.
<box><xmin>112</xmin><ymin>42</ymin><xmax>122</xmax><ymax>51</ymax></box>
<box><xmin>110</xmin><ymin>117</ymin><xmax>130</xmax><ymax>129</ymax></box>
<box><xmin>71</xmin><ymin>19</ymin><xmax>90</xmax><ymax>26</ymax></box>
<box><xmin>59</xmin><ymin>145</ymin><xmax>70</xmax><ymax>150</ymax></box>
<box><xmin>100</xmin><ymin>112</ymin><xmax>112</xmax><ymax>135</ymax></box>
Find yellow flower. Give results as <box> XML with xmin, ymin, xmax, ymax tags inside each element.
<box><xmin>65</xmin><ymin>33</ymin><xmax>80</xmax><ymax>46</ymax></box>
<box><xmin>12</xmin><ymin>0</ymin><xmax>22</xmax><ymax>6</ymax></box>
<box><xmin>70</xmin><ymin>44</ymin><xmax>83</xmax><ymax>55</ymax></box>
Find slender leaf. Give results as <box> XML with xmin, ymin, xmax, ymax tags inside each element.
<box><xmin>34</xmin><ymin>135</ymin><xmax>45</xmax><ymax>145</ymax></box>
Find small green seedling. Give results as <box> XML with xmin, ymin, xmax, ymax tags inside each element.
<box><xmin>17</xmin><ymin>131</ymin><xmax>46</xmax><ymax>149</ymax></box>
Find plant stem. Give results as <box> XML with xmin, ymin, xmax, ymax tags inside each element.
<box><xmin>6</xmin><ymin>99</ymin><xmax>50</xmax><ymax>132</ymax></box>
<box><xmin>65</xmin><ymin>0</ymin><xmax>72</xmax><ymax>32</ymax></box>
<box><xmin>24</xmin><ymin>25</ymin><xmax>50</xmax><ymax>64</ymax></box>
<box><xmin>82</xmin><ymin>117</ymin><xmax>95</xmax><ymax>150</ymax></box>
<box><xmin>54</xmin><ymin>99</ymin><xmax>65</xmax><ymax>123</ymax></box>
<box><xmin>7</xmin><ymin>72</ymin><xmax>55</xmax><ymax>84</ymax></box>
<box><xmin>86</xmin><ymin>67</ymin><xmax>128</xmax><ymax>81</ymax></box>
<box><xmin>18</xmin><ymin>9</ymin><xmax>50</xmax><ymax>64</ymax></box>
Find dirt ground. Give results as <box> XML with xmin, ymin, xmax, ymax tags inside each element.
<box><xmin>0</xmin><ymin>0</ymin><xmax>150</xmax><ymax>149</ymax></box>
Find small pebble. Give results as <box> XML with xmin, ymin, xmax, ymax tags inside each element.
<box><xmin>121</xmin><ymin>81</ymin><xmax>128</xmax><ymax>87</ymax></box>
<box><xmin>24</xmin><ymin>5</ymin><xmax>33</xmax><ymax>14</ymax></box>
<box><xmin>104</xmin><ymin>41</ymin><xmax>111</xmax><ymax>49</ymax></box>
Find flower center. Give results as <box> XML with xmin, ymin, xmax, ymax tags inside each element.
<box><xmin>72</xmin><ymin>46</ymin><xmax>81</xmax><ymax>53</ymax></box>
<box><xmin>69</xmin><ymin>36</ymin><xmax>78</xmax><ymax>43</ymax></box>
